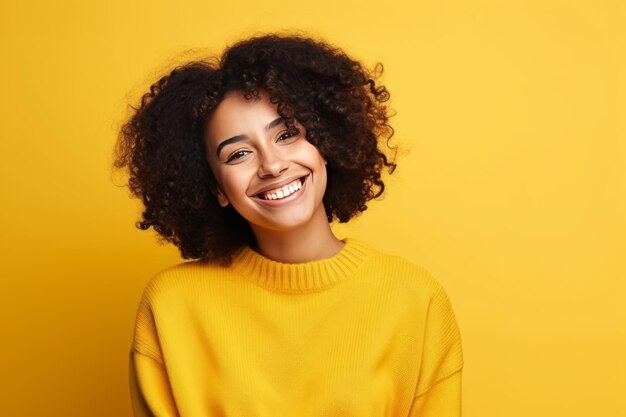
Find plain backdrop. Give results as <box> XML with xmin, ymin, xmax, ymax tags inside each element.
<box><xmin>0</xmin><ymin>0</ymin><xmax>624</xmax><ymax>416</ymax></box>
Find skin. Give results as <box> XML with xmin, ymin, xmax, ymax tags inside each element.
<box><xmin>204</xmin><ymin>90</ymin><xmax>344</xmax><ymax>263</ymax></box>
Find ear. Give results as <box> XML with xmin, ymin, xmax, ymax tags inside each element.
<box><xmin>208</xmin><ymin>177</ymin><xmax>230</xmax><ymax>208</ymax></box>
<box><xmin>216</xmin><ymin>188</ymin><xmax>230</xmax><ymax>208</ymax></box>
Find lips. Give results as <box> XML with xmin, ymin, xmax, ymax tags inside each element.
<box><xmin>258</xmin><ymin>177</ymin><xmax>303</xmax><ymax>200</ymax></box>
<box><xmin>250</xmin><ymin>174</ymin><xmax>309</xmax><ymax>205</ymax></box>
<box><xmin>251</xmin><ymin>175</ymin><xmax>308</xmax><ymax>198</ymax></box>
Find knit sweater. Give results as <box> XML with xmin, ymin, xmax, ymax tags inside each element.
<box><xmin>129</xmin><ymin>238</ymin><xmax>464</xmax><ymax>417</ymax></box>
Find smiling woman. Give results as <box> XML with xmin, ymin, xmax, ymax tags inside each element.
<box><xmin>114</xmin><ymin>34</ymin><xmax>397</xmax><ymax>264</ymax></box>
<box><xmin>114</xmin><ymin>33</ymin><xmax>464</xmax><ymax>417</ymax></box>
<box><xmin>204</xmin><ymin>90</ymin><xmax>333</xmax><ymax>262</ymax></box>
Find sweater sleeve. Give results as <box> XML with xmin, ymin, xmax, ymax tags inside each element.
<box><xmin>409</xmin><ymin>280</ymin><xmax>464</xmax><ymax>416</ymax></box>
<box><xmin>407</xmin><ymin>369</ymin><xmax>462</xmax><ymax>417</ymax></box>
<box><xmin>129</xmin><ymin>350</ymin><xmax>180</xmax><ymax>417</ymax></box>
<box><xmin>129</xmin><ymin>281</ymin><xmax>180</xmax><ymax>417</ymax></box>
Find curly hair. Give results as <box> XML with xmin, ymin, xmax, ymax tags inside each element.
<box><xmin>113</xmin><ymin>33</ymin><xmax>396</xmax><ymax>264</ymax></box>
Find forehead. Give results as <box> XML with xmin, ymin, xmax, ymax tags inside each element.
<box><xmin>204</xmin><ymin>91</ymin><xmax>279</xmax><ymax>144</ymax></box>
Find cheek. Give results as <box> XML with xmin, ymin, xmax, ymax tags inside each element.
<box><xmin>295</xmin><ymin>141</ymin><xmax>326</xmax><ymax>165</ymax></box>
<box><xmin>209</xmin><ymin>164</ymin><xmax>244</xmax><ymax>197</ymax></box>
<box><xmin>221</xmin><ymin>174</ymin><xmax>247</xmax><ymax>196</ymax></box>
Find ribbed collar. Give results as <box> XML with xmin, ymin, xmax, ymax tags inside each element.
<box><xmin>230</xmin><ymin>238</ymin><xmax>371</xmax><ymax>293</ymax></box>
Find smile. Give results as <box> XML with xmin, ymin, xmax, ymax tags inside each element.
<box><xmin>257</xmin><ymin>176</ymin><xmax>305</xmax><ymax>200</ymax></box>
<box><xmin>250</xmin><ymin>175</ymin><xmax>308</xmax><ymax>203</ymax></box>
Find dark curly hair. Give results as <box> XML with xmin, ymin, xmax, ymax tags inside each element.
<box><xmin>113</xmin><ymin>33</ymin><xmax>396</xmax><ymax>264</ymax></box>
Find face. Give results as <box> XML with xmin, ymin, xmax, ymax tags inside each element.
<box><xmin>204</xmin><ymin>90</ymin><xmax>329</xmax><ymax>234</ymax></box>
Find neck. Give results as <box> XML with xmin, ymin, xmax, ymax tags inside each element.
<box><xmin>250</xmin><ymin>208</ymin><xmax>344</xmax><ymax>263</ymax></box>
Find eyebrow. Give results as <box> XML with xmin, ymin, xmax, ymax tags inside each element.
<box><xmin>215</xmin><ymin>116</ymin><xmax>286</xmax><ymax>158</ymax></box>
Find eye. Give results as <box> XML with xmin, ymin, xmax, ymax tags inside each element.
<box><xmin>226</xmin><ymin>149</ymin><xmax>251</xmax><ymax>163</ymax></box>
<box><xmin>277</xmin><ymin>127</ymin><xmax>300</xmax><ymax>142</ymax></box>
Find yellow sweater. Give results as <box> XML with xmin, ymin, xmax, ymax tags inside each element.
<box><xmin>129</xmin><ymin>238</ymin><xmax>464</xmax><ymax>417</ymax></box>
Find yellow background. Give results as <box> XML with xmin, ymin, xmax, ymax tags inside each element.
<box><xmin>1</xmin><ymin>0</ymin><xmax>624</xmax><ymax>415</ymax></box>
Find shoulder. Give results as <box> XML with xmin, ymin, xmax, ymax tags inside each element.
<box><xmin>360</xmin><ymin>240</ymin><xmax>448</xmax><ymax>296</ymax></box>
<box><xmin>138</xmin><ymin>258</ymin><xmax>228</xmax><ymax>304</ymax></box>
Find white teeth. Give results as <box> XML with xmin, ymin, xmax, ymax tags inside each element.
<box><xmin>260</xmin><ymin>177</ymin><xmax>304</xmax><ymax>200</ymax></box>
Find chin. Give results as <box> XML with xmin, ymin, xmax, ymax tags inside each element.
<box><xmin>250</xmin><ymin>211</ymin><xmax>318</xmax><ymax>233</ymax></box>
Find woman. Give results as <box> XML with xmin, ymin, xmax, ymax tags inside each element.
<box><xmin>114</xmin><ymin>33</ymin><xmax>464</xmax><ymax>417</ymax></box>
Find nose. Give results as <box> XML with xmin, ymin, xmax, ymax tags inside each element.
<box><xmin>257</xmin><ymin>147</ymin><xmax>289</xmax><ymax>178</ymax></box>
